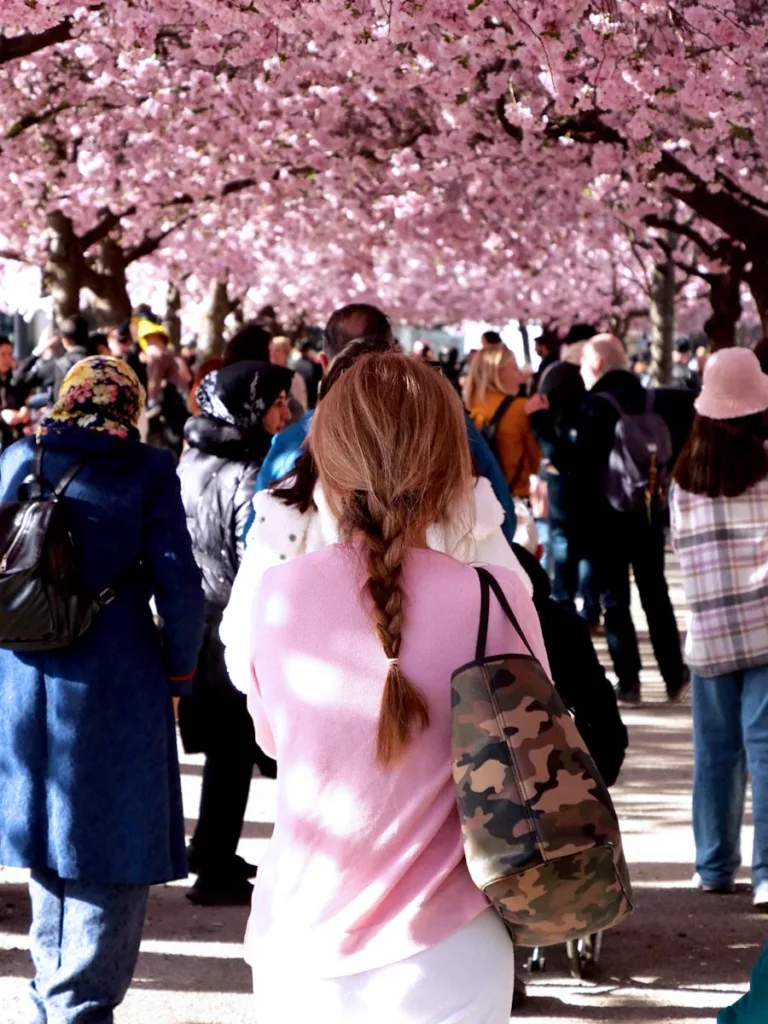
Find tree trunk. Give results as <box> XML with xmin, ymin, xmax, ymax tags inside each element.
<box><xmin>164</xmin><ymin>282</ymin><xmax>183</xmax><ymax>352</ymax></box>
<box><xmin>86</xmin><ymin>239</ymin><xmax>132</xmax><ymax>326</ymax></box>
<box><xmin>704</xmin><ymin>257</ymin><xmax>745</xmax><ymax>350</ymax></box>
<box><xmin>649</xmin><ymin>256</ymin><xmax>675</xmax><ymax>385</ymax></box>
<box><xmin>198</xmin><ymin>278</ymin><xmax>230</xmax><ymax>358</ymax></box>
<box><xmin>519</xmin><ymin>322</ymin><xmax>532</xmax><ymax>365</ymax></box>
<box><xmin>42</xmin><ymin>211</ymin><xmax>82</xmax><ymax>322</ymax></box>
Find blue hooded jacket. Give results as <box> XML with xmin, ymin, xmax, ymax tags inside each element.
<box><xmin>252</xmin><ymin>410</ymin><xmax>517</xmax><ymax>544</ymax></box>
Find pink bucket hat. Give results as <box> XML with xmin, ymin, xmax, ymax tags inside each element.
<box><xmin>695</xmin><ymin>347</ymin><xmax>768</xmax><ymax>420</ymax></box>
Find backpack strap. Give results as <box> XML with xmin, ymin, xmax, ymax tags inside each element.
<box><xmin>594</xmin><ymin>392</ymin><xmax>623</xmax><ymax>416</ymax></box>
<box><xmin>645</xmin><ymin>388</ymin><xmax>656</xmax><ymax>414</ymax></box>
<box><xmin>23</xmin><ymin>444</ymin><xmax>85</xmax><ymax>501</ymax></box>
<box><xmin>488</xmin><ymin>395</ymin><xmax>515</xmax><ymax>433</ymax></box>
<box><xmin>475</xmin><ymin>566</ymin><xmax>536</xmax><ymax>662</ymax></box>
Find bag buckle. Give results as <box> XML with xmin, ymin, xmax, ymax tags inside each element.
<box><xmin>98</xmin><ymin>587</ymin><xmax>116</xmax><ymax>606</ymax></box>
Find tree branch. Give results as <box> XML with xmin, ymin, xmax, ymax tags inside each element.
<box><xmin>0</xmin><ymin>19</ymin><xmax>74</xmax><ymax>66</ymax></box>
<box><xmin>6</xmin><ymin>102</ymin><xmax>72</xmax><ymax>140</ymax></box>
<box><xmin>80</xmin><ymin>206</ymin><xmax>136</xmax><ymax>251</ymax></box>
<box><xmin>124</xmin><ymin>215</ymin><xmax>191</xmax><ymax>265</ymax></box>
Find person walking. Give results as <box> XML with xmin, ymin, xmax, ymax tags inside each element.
<box><xmin>464</xmin><ymin>345</ymin><xmax>540</xmax><ymax>500</ymax></box>
<box><xmin>177</xmin><ymin>360</ymin><xmax>293</xmax><ymax>906</ymax></box>
<box><xmin>0</xmin><ymin>356</ymin><xmax>205</xmax><ymax>1024</ymax></box>
<box><xmin>578</xmin><ymin>335</ymin><xmax>686</xmax><ymax>704</ymax></box>
<box><xmin>671</xmin><ymin>347</ymin><xmax>768</xmax><ymax>906</ymax></box>
<box><xmin>221</xmin><ymin>338</ymin><xmax>532</xmax><ymax>687</ymax></box>
<box><xmin>227</xmin><ymin>352</ymin><xmax>545</xmax><ymax>1023</ymax></box>
<box><xmin>527</xmin><ymin>361</ymin><xmax>594</xmax><ymax>618</ymax></box>
<box><xmin>253</xmin><ymin>303</ymin><xmax>520</xmax><ymax>545</ymax></box>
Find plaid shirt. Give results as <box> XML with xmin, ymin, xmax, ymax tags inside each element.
<box><xmin>671</xmin><ymin>477</ymin><xmax>768</xmax><ymax>679</ymax></box>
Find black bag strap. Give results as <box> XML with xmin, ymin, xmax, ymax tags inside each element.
<box><xmin>475</xmin><ymin>566</ymin><xmax>536</xmax><ymax>663</ymax></box>
<box><xmin>21</xmin><ymin>444</ymin><xmax>84</xmax><ymax>501</ymax></box>
<box><xmin>94</xmin><ymin>560</ymin><xmax>145</xmax><ymax>608</ymax></box>
<box><xmin>488</xmin><ymin>395</ymin><xmax>515</xmax><ymax>434</ymax></box>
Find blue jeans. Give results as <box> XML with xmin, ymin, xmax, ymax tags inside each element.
<box><xmin>28</xmin><ymin>869</ymin><xmax>149</xmax><ymax>1024</ymax></box>
<box><xmin>692</xmin><ymin>668</ymin><xmax>768</xmax><ymax>888</ymax></box>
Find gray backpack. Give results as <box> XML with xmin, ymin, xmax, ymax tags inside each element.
<box><xmin>598</xmin><ymin>391</ymin><xmax>673</xmax><ymax>520</ymax></box>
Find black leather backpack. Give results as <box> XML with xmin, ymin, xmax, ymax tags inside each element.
<box><xmin>0</xmin><ymin>443</ymin><xmax>137</xmax><ymax>652</ymax></box>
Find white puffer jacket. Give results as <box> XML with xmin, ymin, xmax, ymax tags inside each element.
<box><xmin>221</xmin><ymin>476</ymin><xmax>531</xmax><ymax>693</ymax></box>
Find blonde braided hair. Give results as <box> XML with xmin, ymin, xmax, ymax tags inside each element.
<box><xmin>310</xmin><ymin>353</ymin><xmax>473</xmax><ymax>766</ymax></box>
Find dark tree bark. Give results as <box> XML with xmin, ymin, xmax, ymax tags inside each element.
<box><xmin>198</xmin><ymin>278</ymin><xmax>231</xmax><ymax>358</ymax></box>
<box><xmin>84</xmin><ymin>238</ymin><xmax>132</xmax><ymax>326</ymax></box>
<box><xmin>519</xmin><ymin>322</ymin><xmax>532</xmax><ymax>365</ymax></box>
<box><xmin>42</xmin><ymin>212</ymin><xmax>83</xmax><ymax>321</ymax></box>
<box><xmin>164</xmin><ymin>282</ymin><xmax>183</xmax><ymax>351</ymax></box>
<box><xmin>649</xmin><ymin>256</ymin><xmax>675</xmax><ymax>385</ymax></box>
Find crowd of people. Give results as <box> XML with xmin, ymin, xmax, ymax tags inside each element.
<box><xmin>0</xmin><ymin>301</ymin><xmax>766</xmax><ymax>1024</ymax></box>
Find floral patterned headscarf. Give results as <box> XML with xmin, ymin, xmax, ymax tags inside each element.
<box><xmin>38</xmin><ymin>356</ymin><xmax>146</xmax><ymax>441</ymax></box>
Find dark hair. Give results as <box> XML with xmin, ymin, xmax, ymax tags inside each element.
<box><xmin>222</xmin><ymin>322</ymin><xmax>271</xmax><ymax>365</ymax></box>
<box><xmin>481</xmin><ymin>330</ymin><xmax>503</xmax><ymax>346</ymax></box>
<box><xmin>134</xmin><ymin>303</ymin><xmax>160</xmax><ymax>323</ymax></box>
<box><xmin>754</xmin><ymin>337</ymin><xmax>768</xmax><ymax>375</ymax></box>
<box><xmin>300</xmin><ymin>339</ymin><xmax>315</xmax><ymax>357</ymax></box>
<box><xmin>0</xmin><ymin>335</ymin><xmax>12</xmax><ymax>349</ymax></box>
<box><xmin>324</xmin><ymin>304</ymin><xmax>392</xmax><ymax>359</ymax></box>
<box><xmin>563</xmin><ymin>323</ymin><xmax>597</xmax><ymax>345</ymax></box>
<box><xmin>676</xmin><ymin>338</ymin><xmax>691</xmax><ymax>355</ymax></box>
<box><xmin>271</xmin><ymin>335</ymin><xmax>394</xmax><ymax>512</ymax></box>
<box><xmin>89</xmin><ymin>331</ymin><xmax>110</xmax><ymax>355</ymax></box>
<box><xmin>60</xmin><ymin>315</ymin><xmax>88</xmax><ymax>347</ymax></box>
<box><xmin>673</xmin><ymin>413</ymin><xmax>768</xmax><ymax>498</ymax></box>
<box><xmin>536</xmin><ymin>328</ymin><xmax>561</xmax><ymax>357</ymax></box>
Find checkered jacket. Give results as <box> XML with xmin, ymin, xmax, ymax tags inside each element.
<box><xmin>671</xmin><ymin>477</ymin><xmax>768</xmax><ymax>679</ymax></box>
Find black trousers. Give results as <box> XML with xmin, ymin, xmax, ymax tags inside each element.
<box><xmin>179</xmin><ymin>609</ymin><xmax>276</xmax><ymax>880</ymax></box>
<box><xmin>592</xmin><ymin>517</ymin><xmax>684</xmax><ymax>694</ymax></box>
<box><xmin>190</xmin><ymin>691</ymin><xmax>256</xmax><ymax>878</ymax></box>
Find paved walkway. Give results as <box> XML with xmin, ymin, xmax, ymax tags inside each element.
<box><xmin>1</xmin><ymin>554</ymin><xmax>765</xmax><ymax>1022</ymax></box>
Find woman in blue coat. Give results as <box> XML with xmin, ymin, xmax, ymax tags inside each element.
<box><xmin>0</xmin><ymin>357</ymin><xmax>205</xmax><ymax>1024</ymax></box>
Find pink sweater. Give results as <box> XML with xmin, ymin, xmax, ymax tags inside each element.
<box><xmin>244</xmin><ymin>544</ymin><xmax>548</xmax><ymax>978</ymax></box>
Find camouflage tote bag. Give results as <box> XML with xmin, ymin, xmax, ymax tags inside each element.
<box><xmin>452</xmin><ymin>567</ymin><xmax>633</xmax><ymax>948</ymax></box>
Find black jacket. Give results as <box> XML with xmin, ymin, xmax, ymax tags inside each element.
<box><xmin>512</xmin><ymin>544</ymin><xmax>628</xmax><ymax>786</ymax></box>
<box><xmin>575</xmin><ymin>370</ymin><xmax>696</xmax><ymax>538</ymax></box>
<box><xmin>177</xmin><ymin>418</ymin><xmax>262</xmax><ymax>609</ymax></box>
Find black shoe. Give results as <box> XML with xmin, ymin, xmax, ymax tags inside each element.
<box><xmin>185</xmin><ymin>876</ymin><xmax>254</xmax><ymax>907</ymax></box>
<box><xmin>187</xmin><ymin>847</ymin><xmax>257</xmax><ymax>880</ymax></box>
<box><xmin>615</xmin><ymin>685</ymin><xmax>641</xmax><ymax>705</ymax></box>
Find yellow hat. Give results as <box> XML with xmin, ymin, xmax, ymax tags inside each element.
<box><xmin>136</xmin><ymin>319</ymin><xmax>169</xmax><ymax>350</ymax></box>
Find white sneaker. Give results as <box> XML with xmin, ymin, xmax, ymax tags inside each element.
<box><xmin>692</xmin><ymin>872</ymin><xmax>736</xmax><ymax>894</ymax></box>
<box><xmin>753</xmin><ymin>883</ymin><xmax>768</xmax><ymax>909</ymax></box>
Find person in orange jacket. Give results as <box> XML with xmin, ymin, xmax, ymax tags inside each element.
<box><xmin>463</xmin><ymin>343</ymin><xmax>540</xmax><ymax>498</ymax></box>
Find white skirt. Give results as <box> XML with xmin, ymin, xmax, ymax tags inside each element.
<box><xmin>252</xmin><ymin>909</ymin><xmax>515</xmax><ymax>1024</ymax></box>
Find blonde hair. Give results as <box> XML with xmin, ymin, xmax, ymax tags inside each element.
<box><xmin>310</xmin><ymin>352</ymin><xmax>473</xmax><ymax>766</ymax></box>
<box><xmin>463</xmin><ymin>345</ymin><xmax>518</xmax><ymax>408</ymax></box>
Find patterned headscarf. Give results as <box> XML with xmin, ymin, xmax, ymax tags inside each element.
<box><xmin>195</xmin><ymin>360</ymin><xmax>293</xmax><ymax>433</ymax></box>
<box><xmin>38</xmin><ymin>356</ymin><xmax>146</xmax><ymax>441</ymax></box>
<box><xmin>188</xmin><ymin>360</ymin><xmax>293</xmax><ymax>461</ymax></box>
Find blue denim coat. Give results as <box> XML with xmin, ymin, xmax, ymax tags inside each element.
<box><xmin>0</xmin><ymin>430</ymin><xmax>205</xmax><ymax>884</ymax></box>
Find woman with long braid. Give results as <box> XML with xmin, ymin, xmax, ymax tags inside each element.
<box><xmin>220</xmin><ymin>340</ymin><xmax>531</xmax><ymax>690</ymax></box>
<box><xmin>229</xmin><ymin>353</ymin><xmax>547</xmax><ymax>1023</ymax></box>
